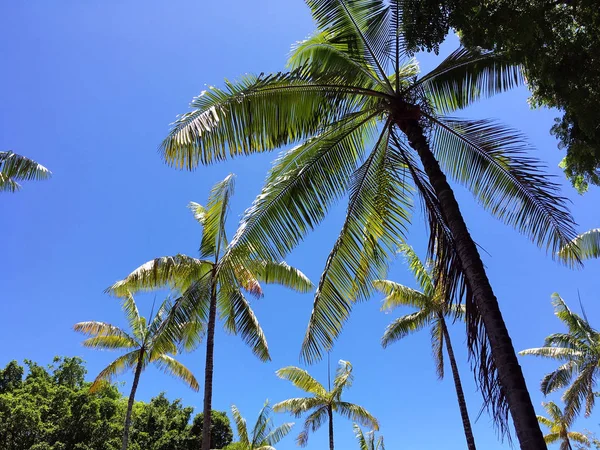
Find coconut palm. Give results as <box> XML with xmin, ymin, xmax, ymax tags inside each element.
<box><xmin>74</xmin><ymin>293</ymin><xmax>200</xmax><ymax>450</ymax></box>
<box><xmin>559</xmin><ymin>229</ymin><xmax>600</xmax><ymax>262</ymax></box>
<box><xmin>161</xmin><ymin>2</ymin><xmax>577</xmax><ymax>447</ymax></box>
<box><xmin>373</xmin><ymin>244</ymin><xmax>476</xmax><ymax>450</ymax></box>
<box><xmin>273</xmin><ymin>360</ymin><xmax>378</xmax><ymax>450</ymax></box>
<box><xmin>520</xmin><ymin>294</ymin><xmax>600</xmax><ymax>422</ymax></box>
<box><xmin>537</xmin><ymin>402</ymin><xmax>590</xmax><ymax>450</ymax></box>
<box><xmin>353</xmin><ymin>424</ymin><xmax>384</xmax><ymax>450</ymax></box>
<box><xmin>106</xmin><ymin>174</ymin><xmax>313</xmax><ymax>450</ymax></box>
<box><xmin>0</xmin><ymin>151</ymin><xmax>51</xmax><ymax>192</ymax></box>
<box><xmin>230</xmin><ymin>401</ymin><xmax>294</xmax><ymax>450</ymax></box>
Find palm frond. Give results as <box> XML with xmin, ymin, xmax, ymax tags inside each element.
<box><xmin>265</xmin><ymin>422</ymin><xmax>294</xmax><ymax>446</ymax></box>
<box><xmin>297</xmin><ymin>406</ymin><xmax>329</xmax><ymax>447</ymax></box>
<box><xmin>81</xmin><ymin>335</ymin><xmax>138</xmax><ymax>350</ymax></box>
<box><xmin>428</xmin><ymin>117</ymin><xmax>576</xmax><ymax>258</ymax></box>
<box><xmin>231</xmin><ymin>405</ymin><xmax>250</xmax><ymax>445</ymax></box>
<box><xmin>90</xmin><ymin>350</ymin><xmax>140</xmax><ymax>392</ymax></box>
<box><xmin>333</xmin><ymin>359</ymin><xmax>354</xmax><ymax>393</ymax></box>
<box><xmin>228</xmin><ymin>110</ymin><xmax>379</xmax><ymax>263</ymax></box>
<box><xmin>372</xmin><ymin>279</ymin><xmax>429</xmax><ymax>311</ymax></box>
<box><xmin>432</xmin><ymin>318</ymin><xmax>445</xmax><ymax>379</ymax></box>
<box><xmin>519</xmin><ymin>347</ymin><xmax>583</xmax><ymax>360</ymax></box>
<box><xmin>73</xmin><ymin>321</ymin><xmax>135</xmax><ymax>342</ymax></box>
<box><xmin>540</xmin><ymin>362</ymin><xmax>576</xmax><ymax>395</ymax></box>
<box><xmin>301</xmin><ymin>124</ymin><xmax>411</xmax><ymax>363</ymax></box>
<box><xmin>251</xmin><ymin>402</ymin><xmax>272</xmax><ymax>447</ymax></box>
<box><xmin>381</xmin><ymin>310</ymin><xmax>431</xmax><ymax>347</ymax></box>
<box><xmin>0</xmin><ymin>151</ymin><xmax>51</xmax><ymax>192</ymax></box>
<box><xmin>200</xmin><ymin>174</ymin><xmax>235</xmax><ymax>258</ymax></box>
<box><xmin>567</xmin><ymin>431</ymin><xmax>590</xmax><ymax>445</ymax></box>
<box><xmin>154</xmin><ymin>354</ymin><xmax>199</xmax><ymax>391</ymax></box>
<box><xmin>106</xmin><ymin>255</ymin><xmax>212</xmax><ymax>297</ymax></box>
<box><xmin>188</xmin><ymin>201</ymin><xmax>207</xmax><ymax>225</ymax></box>
<box><xmin>248</xmin><ymin>260</ymin><xmax>314</xmax><ymax>293</ymax></box>
<box><xmin>272</xmin><ymin>397</ymin><xmax>323</xmax><ymax>417</ymax></box>
<box><xmin>218</xmin><ymin>287</ymin><xmax>270</xmax><ymax>361</ymax></box>
<box><xmin>275</xmin><ymin>367</ymin><xmax>327</xmax><ymax>397</ymax></box>
<box><xmin>563</xmin><ymin>365</ymin><xmax>596</xmax><ymax>420</ymax></box>
<box><xmin>334</xmin><ymin>401</ymin><xmax>379</xmax><ymax>430</ymax></box>
<box><xmin>417</xmin><ymin>48</ymin><xmax>522</xmax><ymax>113</ymax></box>
<box><xmin>161</xmin><ymin>69</ymin><xmax>385</xmax><ymax>169</ymax></box>
<box><xmin>398</xmin><ymin>244</ymin><xmax>434</xmax><ymax>294</ymax></box>
<box><xmin>536</xmin><ymin>415</ymin><xmax>554</xmax><ymax>429</ymax></box>
<box><xmin>558</xmin><ymin>228</ymin><xmax>600</xmax><ymax>262</ymax></box>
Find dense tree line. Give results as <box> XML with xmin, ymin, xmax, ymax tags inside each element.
<box><xmin>0</xmin><ymin>357</ymin><xmax>233</xmax><ymax>450</ymax></box>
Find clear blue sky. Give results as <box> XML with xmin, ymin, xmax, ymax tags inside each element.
<box><xmin>1</xmin><ymin>1</ymin><xmax>599</xmax><ymax>449</ymax></box>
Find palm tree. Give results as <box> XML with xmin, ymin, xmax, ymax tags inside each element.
<box><xmin>229</xmin><ymin>401</ymin><xmax>294</xmax><ymax>450</ymax></box>
<box><xmin>559</xmin><ymin>229</ymin><xmax>600</xmax><ymax>262</ymax></box>
<box><xmin>537</xmin><ymin>402</ymin><xmax>590</xmax><ymax>450</ymax></box>
<box><xmin>106</xmin><ymin>174</ymin><xmax>313</xmax><ymax>450</ymax></box>
<box><xmin>160</xmin><ymin>2</ymin><xmax>578</xmax><ymax>447</ymax></box>
<box><xmin>273</xmin><ymin>360</ymin><xmax>378</xmax><ymax>450</ymax></box>
<box><xmin>353</xmin><ymin>424</ymin><xmax>384</xmax><ymax>450</ymax></box>
<box><xmin>520</xmin><ymin>294</ymin><xmax>600</xmax><ymax>422</ymax></box>
<box><xmin>373</xmin><ymin>244</ymin><xmax>476</xmax><ymax>450</ymax></box>
<box><xmin>0</xmin><ymin>151</ymin><xmax>51</xmax><ymax>192</ymax></box>
<box><xmin>74</xmin><ymin>293</ymin><xmax>200</xmax><ymax>450</ymax></box>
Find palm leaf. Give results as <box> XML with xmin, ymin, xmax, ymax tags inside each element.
<box><xmin>0</xmin><ymin>151</ymin><xmax>51</xmax><ymax>192</ymax></box>
<box><xmin>265</xmin><ymin>422</ymin><xmax>294</xmax><ymax>446</ymax></box>
<box><xmin>275</xmin><ymin>367</ymin><xmax>326</xmax><ymax>397</ymax></box>
<box><xmin>373</xmin><ymin>279</ymin><xmax>429</xmax><ymax>311</ymax></box>
<box><xmin>231</xmin><ymin>405</ymin><xmax>250</xmax><ymax>445</ymax></box>
<box><xmin>558</xmin><ymin>228</ymin><xmax>600</xmax><ymax>262</ymax></box>
<box><xmin>297</xmin><ymin>406</ymin><xmax>329</xmax><ymax>447</ymax></box>
<box><xmin>90</xmin><ymin>350</ymin><xmax>140</xmax><ymax>392</ymax></box>
<box><xmin>200</xmin><ymin>174</ymin><xmax>235</xmax><ymax>258</ymax></box>
<box><xmin>81</xmin><ymin>335</ymin><xmax>138</xmax><ymax>350</ymax></box>
<box><xmin>272</xmin><ymin>397</ymin><xmax>323</xmax><ymax>417</ymax></box>
<box><xmin>381</xmin><ymin>310</ymin><xmax>431</xmax><ymax>347</ymax></box>
<box><xmin>154</xmin><ymin>354</ymin><xmax>199</xmax><ymax>391</ymax></box>
<box><xmin>248</xmin><ymin>260</ymin><xmax>314</xmax><ymax>293</ymax></box>
<box><xmin>334</xmin><ymin>401</ymin><xmax>379</xmax><ymax>430</ymax></box>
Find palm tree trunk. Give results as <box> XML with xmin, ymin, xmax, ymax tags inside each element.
<box><xmin>122</xmin><ymin>350</ymin><xmax>144</xmax><ymax>450</ymax></box>
<box><xmin>440</xmin><ymin>317</ymin><xmax>477</xmax><ymax>450</ymax></box>
<box><xmin>328</xmin><ymin>405</ymin><xmax>335</xmax><ymax>450</ymax></box>
<box><xmin>201</xmin><ymin>275</ymin><xmax>218</xmax><ymax>450</ymax></box>
<box><xmin>398</xmin><ymin>119</ymin><xmax>546</xmax><ymax>450</ymax></box>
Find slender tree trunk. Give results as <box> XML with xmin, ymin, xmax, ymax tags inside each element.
<box><xmin>201</xmin><ymin>275</ymin><xmax>218</xmax><ymax>450</ymax></box>
<box><xmin>398</xmin><ymin>119</ymin><xmax>547</xmax><ymax>450</ymax></box>
<box><xmin>440</xmin><ymin>316</ymin><xmax>477</xmax><ymax>450</ymax></box>
<box><xmin>122</xmin><ymin>350</ymin><xmax>144</xmax><ymax>450</ymax></box>
<box><xmin>328</xmin><ymin>405</ymin><xmax>335</xmax><ymax>450</ymax></box>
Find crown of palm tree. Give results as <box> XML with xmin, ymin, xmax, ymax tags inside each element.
<box><xmin>74</xmin><ymin>293</ymin><xmax>200</xmax><ymax>392</ymax></box>
<box><xmin>273</xmin><ymin>360</ymin><xmax>378</xmax><ymax>447</ymax></box>
<box><xmin>537</xmin><ymin>401</ymin><xmax>590</xmax><ymax>450</ymax></box>
<box><xmin>231</xmin><ymin>401</ymin><xmax>294</xmax><ymax>450</ymax></box>
<box><xmin>105</xmin><ymin>174</ymin><xmax>313</xmax><ymax>361</ymax></box>
<box><xmin>520</xmin><ymin>294</ymin><xmax>600</xmax><ymax>422</ymax></box>
<box><xmin>354</xmin><ymin>424</ymin><xmax>385</xmax><ymax>450</ymax></box>
<box><xmin>0</xmin><ymin>151</ymin><xmax>51</xmax><ymax>192</ymax></box>
<box><xmin>374</xmin><ymin>244</ymin><xmax>464</xmax><ymax>377</ymax></box>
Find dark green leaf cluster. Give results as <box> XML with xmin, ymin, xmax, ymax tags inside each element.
<box><xmin>0</xmin><ymin>357</ymin><xmax>233</xmax><ymax>450</ymax></box>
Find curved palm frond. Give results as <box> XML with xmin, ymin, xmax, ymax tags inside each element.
<box><xmin>275</xmin><ymin>367</ymin><xmax>326</xmax><ymax>397</ymax></box>
<box><xmin>74</xmin><ymin>321</ymin><xmax>135</xmax><ymax>342</ymax></box>
<box><xmin>232</xmin><ymin>405</ymin><xmax>250</xmax><ymax>445</ymax></box>
<box><xmin>272</xmin><ymin>397</ymin><xmax>323</xmax><ymax>417</ymax></box>
<box><xmin>200</xmin><ymin>173</ymin><xmax>235</xmax><ymax>258</ymax></box>
<box><xmin>0</xmin><ymin>151</ymin><xmax>51</xmax><ymax>192</ymax></box>
<box><xmin>106</xmin><ymin>255</ymin><xmax>213</xmax><ymax>297</ymax></box>
<box><xmin>188</xmin><ymin>201</ymin><xmax>207</xmax><ymax>225</ymax></box>
<box><xmin>373</xmin><ymin>280</ymin><xmax>429</xmax><ymax>311</ymax></box>
<box><xmin>381</xmin><ymin>309</ymin><xmax>431</xmax><ymax>347</ymax></box>
<box><xmin>265</xmin><ymin>422</ymin><xmax>294</xmax><ymax>446</ymax></box>
<box><xmin>81</xmin><ymin>335</ymin><xmax>138</xmax><ymax>350</ymax></box>
<box><xmin>334</xmin><ymin>401</ymin><xmax>379</xmax><ymax>430</ymax></box>
<box><xmin>248</xmin><ymin>260</ymin><xmax>314</xmax><ymax>293</ymax></box>
<box><xmin>154</xmin><ymin>354</ymin><xmax>199</xmax><ymax>391</ymax></box>
<box><xmin>218</xmin><ymin>287</ymin><xmax>270</xmax><ymax>361</ymax></box>
<box><xmin>558</xmin><ymin>228</ymin><xmax>600</xmax><ymax>262</ymax></box>
<box><xmin>90</xmin><ymin>350</ymin><xmax>140</xmax><ymax>392</ymax></box>
<box><xmin>297</xmin><ymin>406</ymin><xmax>329</xmax><ymax>447</ymax></box>
<box><xmin>428</xmin><ymin>116</ymin><xmax>576</xmax><ymax>258</ymax></box>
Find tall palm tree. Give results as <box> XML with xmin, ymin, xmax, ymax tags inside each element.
<box><xmin>106</xmin><ymin>174</ymin><xmax>313</xmax><ymax>450</ymax></box>
<box><xmin>74</xmin><ymin>293</ymin><xmax>200</xmax><ymax>450</ymax></box>
<box><xmin>373</xmin><ymin>244</ymin><xmax>476</xmax><ymax>450</ymax></box>
<box><xmin>353</xmin><ymin>424</ymin><xmax>384</xmax><ymax>450</ymax></box>
<box><xmin>160</xmin><ymin>2</ymin><xmax>578</xmax><ymax>447</ymax></box>
<box><xmin>537</xmin><ymin>402</ymin><xmax>590</xmax><ymax>450</ymax></box>
<box><xmin>230</xmin><ymin>401</ymin><xmax>294</xmax><ymax>450</ymax></box>
<box><xmin>559</xmin><ymin>229</ymin><xmax>600</xmax><ymax>262</ymax></box>
<box><xmin>0</xmin><ymin>151</ymin><xmax>51</xmax><ymax>192</ymax></box>
<box><xmin>273</xmin><ymin>360</ymin><xmax>378</xmax><ymax>450</ymax></box>
<box><xmin>520</xmin><ymin>294</ymin><xmax>600</xmax><ymax>422</ymax></box>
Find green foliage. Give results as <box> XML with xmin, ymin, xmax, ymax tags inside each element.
<box><xmin>0</xmin><ymin>358</ymin><xmax>232</xmax><ymax>450</ymax></box>
<box><xmin>537</xmin><ymin>401</ymin><xmax>590</xmax><ymax>448</ymax></box>
<box><xmin>190</xmin><ymin>410</ymin><xmax>234</xmax><ymax>449</ymax></box>
<box><xmin>229</xmin><ymin>401</ymin><xmax>293</xmax><ymax>450</ymax></box>
<box><xmin>397</xmin><ymin>0</ymin><xmax>600</xmax><ymax>192</ymax></box>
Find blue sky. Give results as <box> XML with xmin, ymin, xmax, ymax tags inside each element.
<box><xmin>1</xmin><ymin>1</ymin><xmax>599</xmax><ymax>449</ymax></box>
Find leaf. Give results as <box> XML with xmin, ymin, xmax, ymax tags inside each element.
<box><xmin>558</xmin><ymin>228</ymin><xmax>600</xmax><ymax>263</ymax></box>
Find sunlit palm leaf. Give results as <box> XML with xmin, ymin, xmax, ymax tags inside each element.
<box><xmin>154</xmin><ymin>354</ymin><xmax>200</xmax><ymax>391</ymax></box>
<box><xmin>0</xmin><ymin>151</ymin><xmax>51</xmax><ymax>192</ymax></box>
<box><xmin>373</xmin><ymin>279</ymin><xmax>429</xmax><ymax>311</ymax></box>
<box><xmin>334</xmin><ymin>402</ymin><xmax>379</xmax><ymax>430</ymax></box>
<box><xmin>90</xmin><ymin>350</ymin><xmax>140</xmax><ymax>392</ymax></box>
<box><xmin>381</xmin><ymin>310</ymin><xmax>431</xmax><ymax>347</ymax></box>
<box><xmin>558</xmin><ymin>228</ymin><xmax>600</xmax><ymax>262</ymax></box>
<box><xmin>232</xmin><ymin>405</ymin><xmax>250</xmax><ymax>445</ymax></box>
<box><xmin>297</xmin><ymin>406</ymin><xmax>329</xmax><ymax>447</ymax></box>
<box><xmin>200</xmin><ymin>173</ymin><xmax>235</xmax><ymax>258</ymax></box>
<box><xmin>265</xmin><ymin>422</ymin><xmax>294</xmax><ymax>446</ymax></box>
<box><xmin>275</xmin><ymin>367</ymin><xmax>327</xmax><ymax>397</ymax></box>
